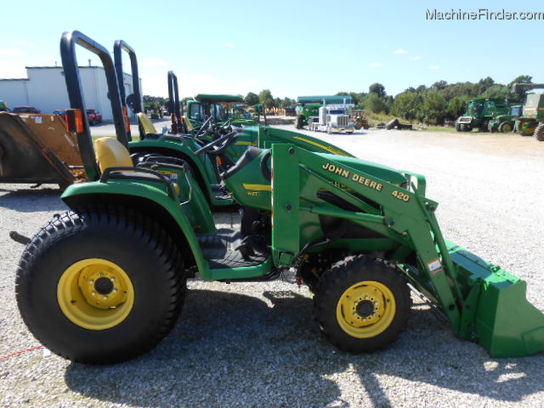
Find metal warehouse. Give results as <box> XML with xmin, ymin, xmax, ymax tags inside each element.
<box><xmin>0</xmin><ymin>65</ymin><xmax>141</xmax><ymax>121</ymax></box>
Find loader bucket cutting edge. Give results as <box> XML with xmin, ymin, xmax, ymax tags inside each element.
<box><xmin>447</xmin><ymin>242</ymin><xmax>544</xmax><ymax>357</ymax></box>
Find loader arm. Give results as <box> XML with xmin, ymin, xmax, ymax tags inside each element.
<box><xmin>270</xmin><ymin>144</ymin><xmax>544</xmax><ymax>357</ymax></box>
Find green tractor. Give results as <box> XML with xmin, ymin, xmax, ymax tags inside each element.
<box><xmin>455</xmin><ymin>98</ymin><xmax>513</xmax><ymax>132</ymax></box>
<box><xmin>14</xmin><ymin>31</ymin><xmax>544</xmax><ymax>364</ymax></box>
<box><xmin>0</xmin><ymin>100</ymin><xmax>9</xmax><ymax>112</ymax></box>
<box><xmin>186</xmin><ymin>94</ymin><xmax>258</xmax><ymax>130</ymax></box>
<box><xmin>487</xmin><ymin>104</ymin><xmax>522</xmax><ymax>133</ymax></box>
<box><xmin>295</xmin><ymin>95</ymin><xmax>354</xmax><ymax>129</ymax></box>
<box><xmin>512</xmin><ymin>83</ymin><xmax>544</xmax><ymax>140</ymax></box>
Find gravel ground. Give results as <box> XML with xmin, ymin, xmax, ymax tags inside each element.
<box><xmin>1</xmin><ymin>127</ymin><xmax>543</xmax><ymax>407</ymax></box>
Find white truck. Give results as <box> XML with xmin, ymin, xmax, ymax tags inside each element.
<box><xmin>308</xmin><ymin>105</ymin><xmax>355</xmax><ymax>134</ymax></box>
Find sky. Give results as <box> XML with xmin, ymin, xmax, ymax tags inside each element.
<box><xmin>1</xmin><ymin>0</ymin><xmax>543</xmax><ymax>99</ymax></box>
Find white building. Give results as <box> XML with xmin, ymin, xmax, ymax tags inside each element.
<box><xmin>0</xmin><ymin>66</ymin><xmax>141</xmax><ymax>121</ymax></box>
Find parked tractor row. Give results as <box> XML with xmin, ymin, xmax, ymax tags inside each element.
<box><xmin>2</xmin><ymin>31</ymin><xmax>543</xmax><ymax>366</ymax></box>
<box><xmin>455</xmin><ymin>85</ymin><xmax>544</xmax><ymax>141</ymax></box>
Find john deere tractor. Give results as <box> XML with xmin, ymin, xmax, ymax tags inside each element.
<box><xmin>455</xmin><ymin>98</ymin><xmax>512</xmax><ymax>132</ymax></box>
<box><xmin>487</xmin><ymin>104</ymin><xmax>522</xmax><ymax>133</ymax></box>
<box><xmin>512</xmin><ymin>83</ymin><xmax>544</xmax><ymax>140</ymax></box>
<box><xmin>14</xmin><ymin>31</ymin><xmax>544</xmax><ymax>364</ymax></box>
<box><xmin>186</xmin><ymin>94</ymin><xmax>258</xmax><ymax>129</ymax></box>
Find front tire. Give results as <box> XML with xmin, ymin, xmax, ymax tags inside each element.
<box><xmin>314</xmin><ymin>255</ymin><xmax>411</xmax><ymax>353</ymax></box>
<box><xmin>16</xmin><ymin>208</ymin><xmax>185</xmax><ymax>364</ymax></box>
<box><xmin>499</xmin><ymin>121</ymin><xmax>513</xmax><ymax>133</ymax></box>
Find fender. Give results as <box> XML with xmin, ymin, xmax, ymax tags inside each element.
<box><xmin>61</xmin><ymin>180</ymin><xmax>209</xmax><ymax>275</ymax></box>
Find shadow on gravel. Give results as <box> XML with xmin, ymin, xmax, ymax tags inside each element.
<box><xmin>64</xmin><ymin>288</ymin><xmax>544</xmax><ymax>407</ymax></box>
<box><xmin>0</xmin><ymin>188</ymin><xmax>67</xmax><ymax>212</ymax></box>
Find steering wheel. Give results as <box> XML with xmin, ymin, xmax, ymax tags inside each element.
<box><xmin>194</xmin><ymin>130</ymin><xmax>240</xmax><ymax>156</ymax></box>
<box><xmin>195</xmin><ymin>116</ymin><xmax>214</xmax><ymax>138</ymax></box>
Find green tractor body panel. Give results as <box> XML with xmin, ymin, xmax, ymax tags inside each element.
<box><xmin>256</xmin><ymin>126</ymin><xmax>354</xmax><ymax>157</ymax></box>
<box><xmin>0</xmin><ymin>100</ymin><xmax>8</xmax><ymax>111</ymax></box>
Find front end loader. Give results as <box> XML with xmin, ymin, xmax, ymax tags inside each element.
<box><xmin>14</xmin><ymin>31</ymin><xmax>544</xmax><ymax>364</ymax></box>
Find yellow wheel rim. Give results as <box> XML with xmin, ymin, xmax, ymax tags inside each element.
<box><xmin>336</xmin><ymin>281</ymin><xmax>396</xmax><ymax>338</ymax></box>
<box><xmin>502</xmin><ymin>123</ymin><xmax>512</xmax><ymax>133</ymax></box>
<box><xmin>57</xmin><ymin>258</ymin><xmax>135</xmax><ymax>330</ymax></box>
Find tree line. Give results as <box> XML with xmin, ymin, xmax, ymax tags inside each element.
<box><xmin>145</xmin><ymin>74</ymin><xmax>535</xmax><ymax>125</ymax></box>
<box><xmin>337</xmin><ymin>75</ymin><xmax>534</xmax><ymax>125</ymax></box>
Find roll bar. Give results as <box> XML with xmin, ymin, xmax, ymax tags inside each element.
<box><xmin>60</xmin><ymin>30</ymin><xmax>128</xmax><ymax>181</ymax></box>
<box><xmin>167</xmin><ymin>71</ymin><xmax>183</xmax><ymax>134</ymax></box>
<box><xmin>114</xmin><ymin>40</ymin><xmax>143</xmax><ymax>140</ymax></box>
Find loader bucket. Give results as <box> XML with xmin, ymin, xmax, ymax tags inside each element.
<box><xmin>448</xmin><ymin>242</ymin><xmax>544</xmax><ymax>357</ymax></box>
<box><xmin>0</xmin><ymin>113</ymin><xmax>80</xmax><ymax>184</ymax></box>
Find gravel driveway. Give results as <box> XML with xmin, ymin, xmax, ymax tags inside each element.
<box><xmin>1</xmin><ymin>127</ymin><xmax>543</xmax><ymax>407</ymax></box>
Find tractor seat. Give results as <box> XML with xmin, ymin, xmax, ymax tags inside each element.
<box><xmin>94</xmin><ymin>137</ymin><xmax>133</xmax><ymax>172</ymax></box>
<box><xmin>94</xmin><ymin>137</ymin><xmax>182</xmax><ymax>196</ymax></box>
<box><xmin>137</xmin><ymin>112</ymin><xmax>159</xmax><ymax>135</ymax></box>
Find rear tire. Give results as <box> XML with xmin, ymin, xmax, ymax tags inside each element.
<box><xmin>16</xmin><ymin>207</ymin><xmax>185</xmax><ymax>364</ymax></box>
<box><xmin>534</xmin><ymin>123</ymin><xmax>544</xmax><ymax>141</ymax></box>
<box><xmin>314</xmin><ymin>255</ymin><xmax>411</xmax><ymax>353</ymax></box>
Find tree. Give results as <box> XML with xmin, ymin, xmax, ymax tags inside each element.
<box><xmin>364</xmin><ymin>93</ymin><xmax>389</xmax><ymax>114</ymax></box>
<box><xmin>244</xmin><ymin>92</ymin><xmax>259</xmax><ymax>106</ymax></box>
<box><xmin>508</xmin><ymin>75</ymin><xmax>533</xmax><ymax>88</ymax></box>
<box><xmin>432</xmin><ymin>80</ymin><xmax>448</xmax><ymax>90</ymax></box>
<box><xmin>369</xmin><ymin>83</ymin><xmax>386</xmax><ymax>97</ymax></box>
<box><xmin>481</xmin><ymin>84</ymin><xmax>510</xmax><ymax>99</ymax></box>
<box><xmin>421</xmin><ymin>90</ymin><xmax>447</xmax><ymax>124</ymax></box>
<box><xmin>259</xmin><ymin>89</ymin><xmax>275</xmax><ymax>109</ymax></box>
<box><xmin>446</xmin><ymin>96</ymin><xmax>467</xmax><ymax>120</ymax></box>
<box><xmin>392</xmin><ymin>92</ymin><xmax>422</xmax><ymax>121</ymax></box>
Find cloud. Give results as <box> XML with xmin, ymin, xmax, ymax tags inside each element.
<box><xmin>410</xmin><ymin>55</ymin><xmax>423</xmax><ymax>61</ymax></box>
<box><xmin>369</xmin><ymin>62</ymin><xmax>383</xmax><ymax>68</ymax></box>
<box><xmin>140</xmin><ymin>57</ymin><xmax>169</xmax><ymax>68</ymax></box>
<box><xmin>428</xmin><ymin>65</ymin><xmax>440</xmax><ymax>70</ymax></box>
<box><xmin>224</xmin><ymin>42</ymin><xmax>235</xmax><ymax>48</ymax></box>
<box><xmin>0</xmin><ymin>48</ymin><xmax>24</xmax><ymax>57</ymax></box>
<box><xmin>393</xmin><ymin>49</ymin><xmax>408</xmax><ymax>55</ymax></box>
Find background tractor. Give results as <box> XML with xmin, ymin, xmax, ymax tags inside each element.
<box><xmin>13</xmin><ymin>31</ymin><xmax>544</xmax><ymax>366</ymax></box>
<box><xmin>512</xmin><ymin>83</ymin><xmax>544</xmax><ymax>140</ymax></box>
<box><xmin>455</xmin><ymin>98</ymin><xmax>513</xmax><ymax>132</ymax></box>
<box><xmin>487</xmin><ymin>104</ymin><xmax>522</xmax><ymax>133</ymax></box>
